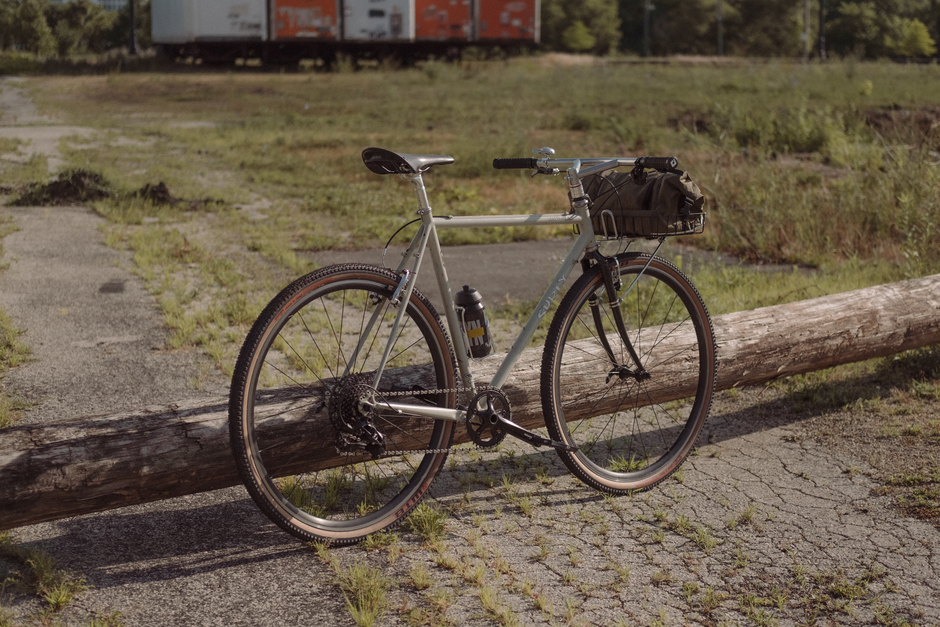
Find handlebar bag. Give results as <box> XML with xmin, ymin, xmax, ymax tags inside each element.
<box><xmin>581</xmin><ymin>169</ymin><xmax>706</xmax><ymax>239</ymax></box>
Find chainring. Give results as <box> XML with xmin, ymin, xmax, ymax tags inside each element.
<box><xmin>465</xmin><ymin>387</ymin><xmax>511</xmax><ymax>449</ymax></box>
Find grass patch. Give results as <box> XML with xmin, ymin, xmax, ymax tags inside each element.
<box><xmin>0</xmin><ymin>532</ymin><xmax>89</xmax><ymax>617</ymax></box>
<box><xmin>402</xmin><ymin>502</ymin><xmax>449</xmax><ymax>541</ymax></box>
<box><xmin>27</xmin><ymin>61</ymin><xmax>940</xmax><ymax>270</ymax></box>
<box><xmin>0</xmin><ymin>310</ymin><xmax>30</xmax><ymax>372</ymax></box>
<box><xmin>0</xmin><ymin>218</ymin><xmax>30</xmax><ymax>429</ymax></box>
<box><xmin>333</xmin><ymin>560</ymin><xmax>391</xmax><ymax>627</ymax></box>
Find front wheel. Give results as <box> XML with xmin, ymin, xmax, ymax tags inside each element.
<box><xmin>229</xmin><ymin>263</ymin><xmax>457</xmax><ymax>544</ymax></box>
<box><xmin>541</xmin><ymin>253</ymin><xmax>717</xmax><ymax>494</ymax></box>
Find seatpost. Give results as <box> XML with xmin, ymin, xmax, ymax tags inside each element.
<box><xmin>401</xmin><ymin>172</ymin><xmax>433</xmax><ymax>217</ymax></box>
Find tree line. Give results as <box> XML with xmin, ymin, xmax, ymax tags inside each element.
<box><xmin>554</xmin><ymin>0</ymin><xmax>939</xmax><ymax>58</ymax></box>
<box><xmin>0</xmin><ymin>0</ymin><xmax>936</xmax><ymax>59</ymax></box>
<box><xmin>0</xmin><ymin>0</ymin><xmax>149</xmax><ymax>57</ymax></box>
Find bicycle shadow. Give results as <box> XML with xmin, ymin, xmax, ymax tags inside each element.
<box><xmin>26</xmin><ymin>384</ymin><xmax>822</xmax><ymax>588</ymax></box>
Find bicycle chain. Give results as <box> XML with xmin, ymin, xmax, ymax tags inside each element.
<box><xmin>347</xmin><ymin>385</ymin><xmax>486</xmax><ymax>457</ymax></box>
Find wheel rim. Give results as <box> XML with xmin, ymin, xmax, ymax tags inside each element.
<box><xmin>235</xmin><ymin>269</ymin><xmax>454</xmax><ymax>539</ymax></box>
<box><xmin>550</xmin><ymin>258</ymin><xmax>715</xmax><ymax>491</ymax></box>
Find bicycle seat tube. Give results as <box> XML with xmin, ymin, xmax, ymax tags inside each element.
<box><xmin>399</xmin><ymin>172</ymin><xmax>477</xmax><ymax>394</ymax></box>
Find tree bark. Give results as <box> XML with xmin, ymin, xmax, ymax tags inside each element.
<box><xmin>2</xmin><ymin>273</ymin><xmax>940</xmax><ymax>530</ymax></box>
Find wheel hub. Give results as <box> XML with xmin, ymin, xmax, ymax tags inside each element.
<box><xmin>606</xmin><ymin>364</ymin><xmax>651</xmax><ymax>384</ymax></box>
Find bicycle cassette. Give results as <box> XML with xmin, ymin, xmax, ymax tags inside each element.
<box><xmin>465</xmin><ymin>387</ymin><xmax>510</xmax><ymax>448</ymax></box>
<box><xmin>327</xmin><ymin>373</ymin><xmax>386</xmax><ymax>459</ymax></box>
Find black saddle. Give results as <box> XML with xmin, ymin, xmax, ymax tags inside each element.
<box><xmin>362</xmin><ymin>147</ymin><xmax>454</xmax><ymax>175</ymax></box>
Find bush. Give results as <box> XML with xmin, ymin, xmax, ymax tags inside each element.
<box><xmin>710</xmin><ymin>105</ymin><xmax>856</xmax><ymax>155</ymax></box>
<box><xmin>0</xmin><ymin>51</ymin><xmax>44</xmax><ymax>74</ymax></box>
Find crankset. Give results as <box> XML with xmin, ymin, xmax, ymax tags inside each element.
<box><xmin>466</xmin><ymin>387</ymin><xmax>577</xmax><ymax>452</ymax></box>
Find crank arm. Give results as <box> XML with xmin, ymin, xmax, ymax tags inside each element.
<box><xmin>496</xmin><ymin>416</ymin><xmax>578</xmax><ymax>452</ymax></box>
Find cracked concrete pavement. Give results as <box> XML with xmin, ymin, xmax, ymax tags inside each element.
<box><xmin>0</xmin><ymin>76</ymin><xmax>938</xmax><ymax>626</ymax></box>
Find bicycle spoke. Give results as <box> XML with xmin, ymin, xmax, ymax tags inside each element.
<box><xmin>542</xmin><ymin>254</ymin><xmax>716</xmax><ymax>493</ymax></box>
<box><xmin>230</xmin><ymin>264</ymin><xmax>455</xmax><ymax>544</ymax></box>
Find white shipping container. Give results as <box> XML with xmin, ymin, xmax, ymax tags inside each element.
<box><xmin>152</xmin><ymin>0</ymin><xmax>268</xmax><ymax>43</ymax></box>
<box><xmin>342</xmin><ymin>0</ymin><xmax>414</xmax><ymax>41</ymax></box>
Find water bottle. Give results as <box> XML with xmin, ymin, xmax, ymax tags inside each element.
<box><xmin>455</xmin><ymin>285</ymin><xmax>492</xmax><ymax>358</ymax></box>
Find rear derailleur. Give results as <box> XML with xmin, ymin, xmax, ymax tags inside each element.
<box><xmin>326</xmin><ymin>373</ymin><xmax>387</xmax><ymax>459</ymax></box>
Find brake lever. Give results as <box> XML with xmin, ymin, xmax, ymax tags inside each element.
<box><xmin>531</xmin><ymin>165</ymin><xmax>560</xmax><ymax>178</ymax></box>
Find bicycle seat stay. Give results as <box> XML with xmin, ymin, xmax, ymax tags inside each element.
<box><xmin>362</xmin><ymin>147</ymin><xmax>455</xmax><ymax>175</ymax></box>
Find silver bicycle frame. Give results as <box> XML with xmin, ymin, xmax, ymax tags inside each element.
<box><xmin>373</xmin><ymin>159</ymin><xmax>638</xmax><ymax>422</ymax></box>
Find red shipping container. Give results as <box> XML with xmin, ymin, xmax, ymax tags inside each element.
<box><xmin>477</xmin><ymin>0</ymin><xmax>536</xmax><ymax>41</ymax></box>
<box><xmin>415</xmin><ymin>0</ymin><xmax>472</xmax><ymax>41</ymax></box>
<box><xmin>271</xmin><ymin>0</ymin><xmax>339</xmax><ymax>39</ymax></box>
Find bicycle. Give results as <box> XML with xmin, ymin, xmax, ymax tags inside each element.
<box><xmin>228</xmin><ymin>147</ymin><xmax>717</xmax><ymax>545</ymax></box>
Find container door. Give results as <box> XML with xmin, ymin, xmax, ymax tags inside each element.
<box><xmin>343</xmin><ymin>0</ymin><xmax>414</xmax><ymax>41</ymax></box>
<box><xmin>415</xmin><ymin>0</ymin><xmax>471</xmax><ymax>41</ymax></box>
<box><xmin>272</xmin><ymin>0</ymin><xmax>339</xmax><ymax>39</ymax></box>
<box><xmin>477</xmin><ymin>0</ymin><xmax>536</xmax><ymax>41</ymax></box>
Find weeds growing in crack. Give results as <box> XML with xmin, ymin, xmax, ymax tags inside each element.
<box><xmin>0</xmin><ymin>532</ymin><xmax>89</xmax><ymax>618</ymax></box>
<box><xmin>701</xmin><ymin>585</ymin><xmax>726</xmax><ymax>613</ymax></box>
<box><xmin>692</xmin><ymin>525</ymin><xmax>718</xmax><ymax>553</ymax></box>
<box><xmin>479</xmin><ymin>585</ymin><xmax>519</xmax><ymax>626</ymax></box>
<box><xmin>651</xmin><ymin>570</ymin><xmax>672</xmax><ymax>586</ymax></box>
<box><xmin>608</xmin><ymin>560</ymin><xmax>631</xmax><ymax>584</ymax></box>
<box><xmin>333</xmin><ymin>560</ymin><xmax>391</xmax><ymax>627</ymax></box>
<box><xmin>360</xmin><ymin>530</ymin><xmax>399</xmax><ymax>552</ymax></box>
<box><xmin>402</xmin><ymin>502</ymin><xmax>448</xmax><ymax>541</ymax></box>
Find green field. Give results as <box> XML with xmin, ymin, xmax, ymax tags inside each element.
<box><xmin>6</xmin><ymin>57</ymin><xmax>940</xmax><ymax>375</ymax></box>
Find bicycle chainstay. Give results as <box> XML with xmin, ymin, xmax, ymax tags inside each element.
<box><xmin>331</xmin><ymin>383</ymin><xmax>481</xmax><ymax>457</ymax></box>
<box><xmin>345</xmin><ymin>384</ymin><xmax>575</xmax><ymax>456</ymax></box>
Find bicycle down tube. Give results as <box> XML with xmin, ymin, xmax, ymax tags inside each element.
<box><xmin>374</xmin><ymin>166</ymin><xmax>625</xmax><ymax>423</ymax></box>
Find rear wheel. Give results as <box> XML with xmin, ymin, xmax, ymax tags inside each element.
<box><xmin>541</xmin><ymin>253</ymin><xmax>716</xmax><ymax>494</ymax></box>
<box><xmin>229</xmin><ymin>264</ymin><xmax>456</xmax><ymax>544</ymax></box>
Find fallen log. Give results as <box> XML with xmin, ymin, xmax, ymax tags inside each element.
<box><xmin>2</xmin><ymin>273</ymin><xmax>940</xmax><ymax>530</ymax></box>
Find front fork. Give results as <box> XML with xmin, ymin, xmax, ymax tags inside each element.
<box><xmin>583</xmin><ymin>239</ymin><xmax>666</xmax><ymax>382</ymax></box>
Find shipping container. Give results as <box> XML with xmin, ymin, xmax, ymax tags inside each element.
<box><xmin>415</xmin><ymin>0</ymin><xmax>472</xmax><ymax>41</ymax></box>
<box><xmin>151</xmin><ymin>0</ymin><xmax>538</xmax><ymax>63</ymax></box>
<box><xmin>477</xmin><ymin>0</ymin><xmax>537</xmax><ymax>41</ymax></box>
<box><xmin>271</xmin><ymin>0</ymin><xmax>339</xmax><ymax>40</ymax></box>
<box><xmin>152</xmin><ymin>0</ymin><xmax>267</xmax><ymax>43</ymax></box>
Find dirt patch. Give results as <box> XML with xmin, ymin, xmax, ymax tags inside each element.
<box><xmin>538</xmin><ymin>53</ymin><xmax>602</xmax><ymax>67</ymax></box>
<box><xmin>787</xmin><ymin>349</ymin><xmax>940</xmax><ymax>529</ymax></box>
<box><xmin>10</xmin><ymin>170</ymin><xmax>222</xmax><ymax>210</ymax></box>
<box><xmin>862</xmin><ymin>105</ymin><xmax>940</xmax><ymax>146</ymax></box>
<box><xmin>11</xmin><ymin>169</ymin><xmax>112</xmax><ymax>206</ymax></box>
<box><xmin>670</xmin><ymin>110</ymin><xmax>712</xmax><ymax>134</ymax></box>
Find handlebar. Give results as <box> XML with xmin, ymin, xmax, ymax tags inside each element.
<box><xmin>635</xmin><ymin>156</ymin><xmax>678</xmax><ymax>171</ymax></box>
<box><xmin>492</xmin><ymin>158</ymin><xmax>539</xmax><ymax>170</ymax></box>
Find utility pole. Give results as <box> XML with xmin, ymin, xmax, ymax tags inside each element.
<box><xmin>643</xmin><ymin>0</ymin><xmax>652</xmax><ymax>57</ymax></box>
<box><xmin>128</xmin><ymin>0</ymin><xmax>138</xmax><ymax>55</ymax></box>
<box><xmin>803</xmin><ymin>0</ymin><xmax>810</xmax><ymax>60</ymax></box>
<box><xmin>818</xmin><ymin>0</ymin><xmax>826</xmax><ymax>60</ymax></box>
<box><xmin>717</xmin><ymin>0</ymin><xmax>724</xmax><ymax>56</ymax></box>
